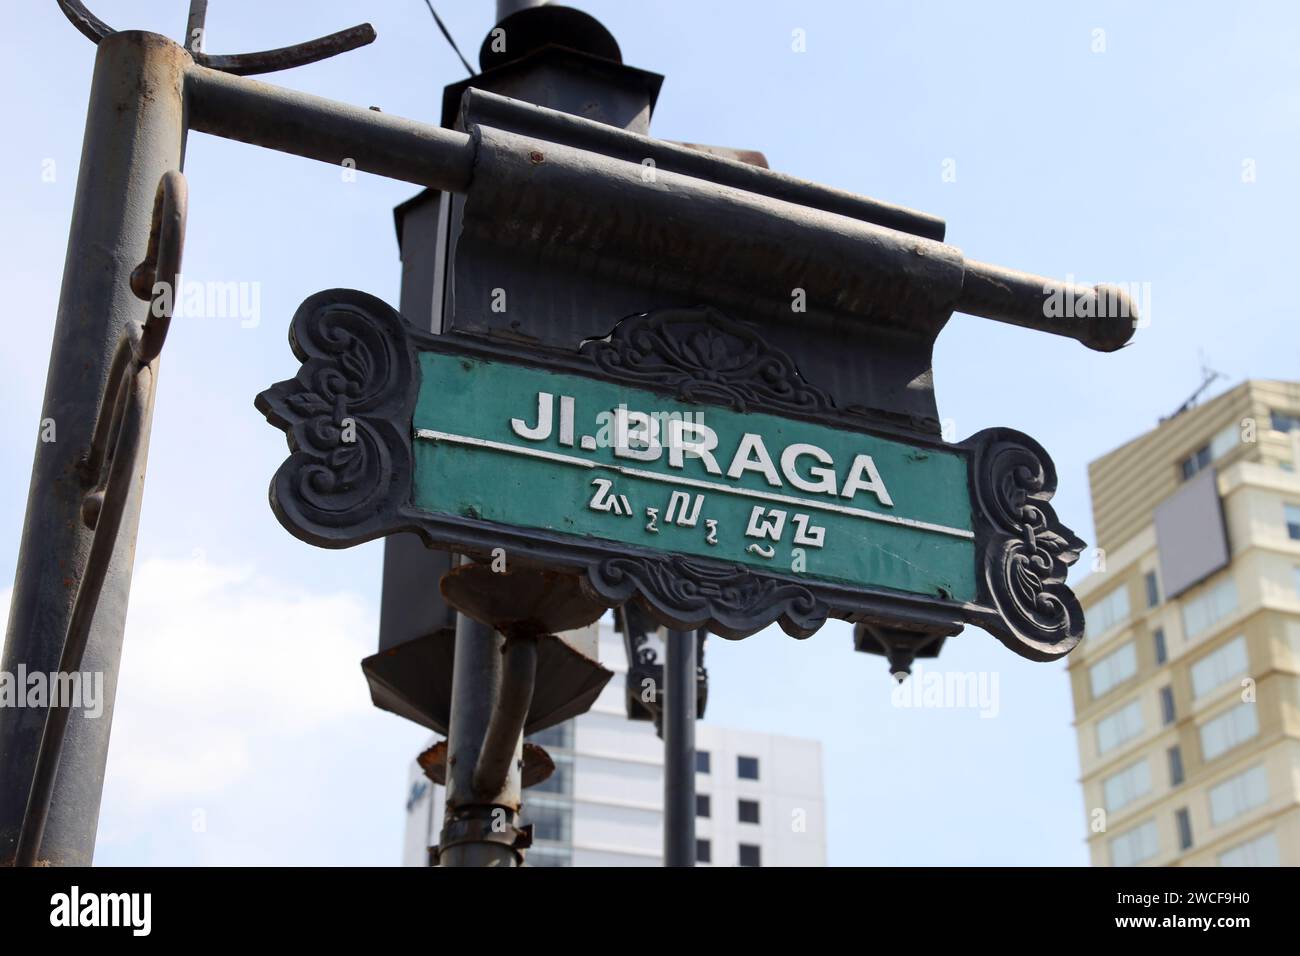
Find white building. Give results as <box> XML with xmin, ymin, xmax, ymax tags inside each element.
<box><xmin>402</xmin><ymin>621</ymin><xmax>827</xmax><ymax>866</ymax></box>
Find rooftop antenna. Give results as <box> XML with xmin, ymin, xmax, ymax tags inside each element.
<box><xmin>1160</xmin><ymin>354</ymin><xmax>1225</xmax><ymax>422</ymax></box>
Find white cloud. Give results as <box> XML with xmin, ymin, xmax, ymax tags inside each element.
<box><xmin>104</xmin><ymin>552</ymin><xmax>375</xmax><ymax>805</ymax></box>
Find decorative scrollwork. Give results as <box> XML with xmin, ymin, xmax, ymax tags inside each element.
<box><xmin>255</xmin><ymin>289</ymin><xmax>413</xmax><ymax>547</ymax></box>
<box><xmin>969</xmin><ymin>428</ymin><xmax>1085</xmax><ymax>659</ymax></box>
<box><xmin>585</xmin><ymin>553</ymin><xmax>826</xmax><ymax>640</ymax></box>
<box><xmin>581</xmin><ymin>307</ymin><xmax>836</xmax><ymax>415</ymax></box>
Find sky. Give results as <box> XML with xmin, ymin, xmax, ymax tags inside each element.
<box><xmin>0</xmin><ymin>1</ymin><xmax>1297</xmax><ymax>866</ymax></box>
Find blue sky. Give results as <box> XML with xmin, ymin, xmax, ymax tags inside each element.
<box><xmin>1</xmin><ymin>1</ymin><xmax>1297</xmax><ymax>865</ymax></box>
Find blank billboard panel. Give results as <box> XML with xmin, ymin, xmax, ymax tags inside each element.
<box><xmin>1154</xmin><ymin>467</ymin><xmax>1230</xmax><ymax>600</ymax></box>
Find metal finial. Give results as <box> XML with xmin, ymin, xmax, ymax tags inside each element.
<box><xmin>56</xmin><ymin>0</ymin><xmax>376</xmax><ymax>75</ymax></box>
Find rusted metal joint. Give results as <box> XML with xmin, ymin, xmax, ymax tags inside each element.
<box><xmin>432</xmin><ymin>807</ymin><xmax>534</xmax><ymax>866</ymax></box>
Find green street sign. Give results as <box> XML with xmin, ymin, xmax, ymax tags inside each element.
<box><xmin>413</xmin><ymin>351</ymin><xmax>976</xmax><ymax>603</ymax></box>
<box><xmin>258</xmin><ymin>290</ymin><xmax>1086</xmax><ymax>658</ymax></box>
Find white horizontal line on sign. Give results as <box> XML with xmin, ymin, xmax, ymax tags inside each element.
<box><xmin>414</xmin><ymin>428</ymin><xmax>975</xmax><ymax>540</ymax></box>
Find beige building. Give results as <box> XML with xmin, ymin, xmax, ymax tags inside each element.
<box><xmin>1069</xmin><ymin>379</ymin><xmax>1300</xmax><ymax>866</ymax></box>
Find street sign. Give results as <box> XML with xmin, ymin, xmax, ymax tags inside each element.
<box><xmin>258</xmin><ymin>289</ymin><xmax>1086</xmax><ymax>658</ymax></box>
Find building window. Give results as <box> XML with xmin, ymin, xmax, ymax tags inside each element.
<box><xmin>696</xmin><ymin>839</ymin><xmax>711</xmax><ymax>864</ymax></box>
<box><xmin>1145</xmin><ymin>571</ymin><xmax>1161</xmax><ymax>608</ymax></box>
<box><xmin>527</xmin><ymin>721</ymin><xmax>573</xmax><ymax>751</ymax></box>
<box><xmin>1089</xmin><ymin>642</ymin><xmax>1138</xmax><ymax>698</ymax></box>
<box><xmin>532</xmin><ymin>754</ymin><xmax>572</xmax><ymax>795</ymax></box>
<box><xmin>737</xmin><ymin>756</ymin><xmax>760</xmax><ymax>780</ymax></box>
<box><xmin>738</xmin><ymin>843</ymin><xmax>761</xmax><ymax>867</ymax></box>
<box><xmin>1208</xmin><ymin>763</ymin><xmax>1269</xmax><ymax>827</ymax></box>
<box><xmin>1271</xmin><ymin>410</ymin><xmax>1300</xmax><ymax>433</ymax></box>
<box><xmin>1153</xmin><ymin>628</ymin><xmax>1168</xmax><ymax>666</ymax></box>
<box><xmin>1217</xmin><ymin>831</ymin><xmax>1281</xmax><ymax>867</ymax></box>
<box><xmin>738</xmin><ymin>799</ymin><xmax>760</xmax><ymax>824</ymax></box>
<box><xmin>1198</xmin><ymin>701</ymin><xmax>1259</xmax><ymax>762</ymax></box>
<box><xmin>1086</xmin><ymin>586</ymin><xmax>1131</xmax><ymax>638</ymax></box>
<box><xmin>695</xmin><ymin>750</ymin><xmax>710</xmax><ymax>774</ymax></box>
<box><xmin>1190</xmin><ymin>635</ymin><xmax>1249</xmax><ymax>700</ymax></box>
<box><xmin>1109</xmin><ymin>819</ymin><xmax>1159</xmax><ymax>867</ymax></box>
<box><xmin>520</xmin><ymin>799</ymin><xmax>571</xmax><ymax>844</ymax></box>
<box><xmin>1167</xmin><ymin>745</ymin><xmax>1185</xmax><ymax>787</ymax></box>
<box><xmin>1175</xmin><ymin>808</ymin><xmax>1194</xmax><ymax>851</ymax></box>
<box><xmin>1181</xmin><ymin>577</ymin><xmax>1238</xmax><ymax>641</ymax></box>
<box><xmin>1180</xmin><ymin>444</ymin><xmax>1212</xmax><ymax>481</ymax></box>
<box><xmin>1103</xmin><ymin>758</ymin><xmax>1152</xmax><ymax>813</ymax></box>
<box><xmin>1096</xmin><ymin>698</ymin><xmax>1145</xmax><ymax>755</ymax></box>
<box><xmin>1286</xmin><ymin>503</ymin><xmax>1300</xmax><ymax>540</ymax></box>
<box><xmin>1159</xmin><ymin>686</ymin><xmax>1177</xmax><ymax>725</ymax></box>
<box><xmin>696</xmin><ymin>794</ymin><xmax>711</xmax><ymax>818</ymax></box>
<box><xmin>527</xmin><ymin>846</ymin><xmax>571</xmax><ymax>867</ymax></box>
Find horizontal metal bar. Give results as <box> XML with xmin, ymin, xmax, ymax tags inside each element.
<box><xmin>183</xmin><ymin>61</ymin><xmax>1136</xmax><ymax>351</ymax></box>
<box><xmin>957</xmin><ymin>259</ymin><xmax>1137</xmax><ymax>352</ymax></box>
<box><xmin>458</xmin><ymin>87</ymin><xmax>947</xmax><ymax>241</ymax></box>
<box><xmin>184</xmin><ymin>63</ymin><xmax>475</xmax><ymax>192</ymax></box>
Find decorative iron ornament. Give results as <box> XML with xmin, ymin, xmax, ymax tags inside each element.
<box><xmin>56</xmin><ymin>0</ymin><xmax>376</xmax><ymax>76</ymax></box>
<box><xmin>257</xmin><ymin>290</ymin><xmax>1086</xmax><ymax>659</ymax></box>
<box><xmin>582</xmin><ymin>307</ymin><xmax>835</xmax><ymax>416</ymax></box>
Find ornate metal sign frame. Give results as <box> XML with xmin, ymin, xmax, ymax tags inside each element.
<box><xmin>257</xmin><ymin>289</ymin><xmax>1085</xmax><ymax>660</ymax></box>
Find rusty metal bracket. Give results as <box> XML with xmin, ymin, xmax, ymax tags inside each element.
<box><xmin>14</xmin><ymin>171</ymin><xmax>187</xmax><ymax>867</ymax></box>
<box><xmin>432</xmin><ymin>807</ymin><xmax>534</xmax><ymax>866</ymax></box>
<box><xmin>56</xmin><ymin>0</ymin><xmax>376</xmax><ymax>75</ymax></box>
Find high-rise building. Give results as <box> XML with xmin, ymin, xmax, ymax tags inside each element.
<box><xmin>1068</xmin><ymin>379</ymin><xmax>1300</xmax><ymax>866</ymax></box>
<box><xmin>402</xmin><ymin>620</ymin><xmax>827</xmax><ymax>866</ymax></box>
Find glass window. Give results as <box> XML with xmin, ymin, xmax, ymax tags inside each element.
<box><xmin>1145</xmin><ymin>571</ymin><xmax>1161</xmax><ymax>608</ymax></box>
<box><xmin>527</xmin><ymin>846</ymin><xmax>571</xmax><ymax>867</ymax></box>
<box><xmin>1181</xmin><ymin>445</ymin><xmax>1212</xmax><ymax>481</ymax></box>
<box><xmin>1090</xmin><ymin>642</ymin><xmax>1138</xmax><ymax>698</ymax></box>
<box><xmin>696</xmin><ymin>838</ymin><xmax>711</xmax><ymax>863</ymax></box>
<box><xmin>738</xmin><ymin>843</ymin><xmax>761</xmax><ymax>867</ymax></box>
<box><xmin>1175</xmin><ymin>808</ymin><xmax>1194</xmax><ymax>851</ymax></box>
<box><xmin>1208</xmin><ymin>763</ymin><xmax>1268</xmax><ymax>827</ymax></box>
<box><xmin>1190</xmin><ymin>635</ymin><xmax>1249</xmax><ymax>699</ymax></box>
<box><xmin>1097</xmin><ymin>698</ymin><xmax>1145</xmax><ymax>755</ymax></box>
<box><xmin>1209</xmin><ymin>424</ymin><xmax>1239</xmax><ymax>461</ymax></box>
<box><xmin>1160</xmin><ymin>686</ymin><xmax>1176</xmax><ymax>726</ymax></box>
<box><xmin>1287</xmin><ymin>503</ymin><xmax>1300</xmax><ymax>541</ymax></box>
<box><xmin>531</xmin><ymin>754</ymin><xmax>572</xmax><ymax>795</ymax></box>
<box><xmin>1167</xmin><ymin>745</ymin><xmax>1185</xmax><ymax>787</ymax></box>
<box><xmin>695</xmin><ymin>750</ymin><xmax>710</xmax><ymax>774</ymax></box>
<box><xmin>1103</xmin><ymin>758</ymin><xmax>1151</xmax><ymax>813</ymax></box>
<box><xmin>738</xmin><ymin>799</ymin><xmax>760</xmax><ymax>824</ymax></box>
<box><xmin>696</xmin><ymin>793</ymin><xmax>711</xmax><ymax>818</ymax></box>
<box><xmin>1109</xmin><ymin>819</ymin><xmax>1159</xmax><ymax>867</ymax></box>
<box><xmin>737</xmin><ymin>755</ymin><xmax>760</xmax><ymax>780</ymax></box>
<box><xmin>1271</xmin><ymin>410</ymin><xmax>1300</xmax><ymax>433</ymax></box>
<box><xmin>1181</xmin><ymin>577</ymin><xmax>1238</xmax><ymax>640</ymax></box>
<box><xmin>520</xmin><ymin>800</ymin><xmax>571</xmax><ymax>844</ymax></box>
<box><xmin>1153</xmin><ymin>628</ymin><xmax>1168</xmax><ymax>666</ymax></box>
<box><xmin>1217</xmin><ymin>831</ymin><xmax>1280</xmax><ymax>867</ymax></box>
<box><xmin>1199</xmin><ymin>702</ymin><xmax>1259</xmax><ymax>762</ymax></box>
<box><xmin>1087</xmin><ymin>586</ymin><xmax>1131</xmax><ymax>638</ymax></box>
<box><xmin>527</xmin><ymin>721</ymin><xmax>573</xmax><ymax>751</ymax></box>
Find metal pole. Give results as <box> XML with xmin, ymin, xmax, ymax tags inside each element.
<box><xmin>662</xmin><ymin>627</ymin><xmax>696</xmax><ymax>867</ymax></box>
<box><xmin>438</xmin><ymin>609</ymin><xmax>525</xmax><ymax>867</ymax></box>
<box><xmin>0</xmin><ymin>31</ymin><xmax>189</xmax><ymax>867</ymax></box>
